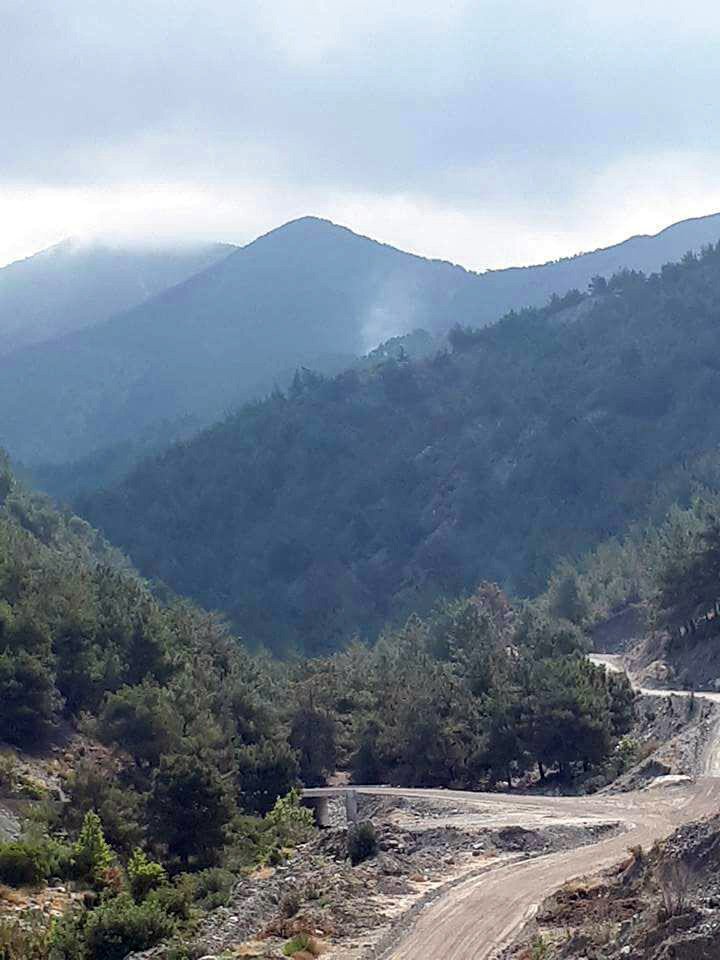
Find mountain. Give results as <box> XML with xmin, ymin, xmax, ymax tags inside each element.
<box><xmin>77</xmin><ymin>243</ymin><xmax>720</xmax><ymax>654</ymax></box>
<box><xmin>471</xmin><ymin>210</ymin><xmax>720</xmax><ymax>318</ymax></box>
<box><xmin>3</xmin><ymin>212</ymin><xmax>720</xmax><ymax>467</ymax></box>
<box><xmin>0</xmin><ymin>238</ymin><xmax>234</xmax><ymax>355</ymax></box>
<box><xmin>0</xmin><ymin>217</ymin><xmax>477</xmax><ymax>465</ymax></box>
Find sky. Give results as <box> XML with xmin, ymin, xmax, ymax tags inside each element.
<box><xmin>3</xmin><ymin>0</ymin><xmax>720</xmax><ymax>271</ymax></box>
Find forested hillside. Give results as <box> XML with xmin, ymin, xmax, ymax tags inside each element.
<box><xmin>78</xmin><ymin>243</ymin><xmax>720</xmax><ymax>654</ymax></box>
<box><xmin>3</xmin><ymin>213</ymin><xmax>720</xmax><ymax>467</ymax></box>
<box><xmin>0</xmin><ymin>455</ymin><xmax>639</xmax><ymax>959</ymax></box>
<box><xmin>0</xmin><ymin>239</ymin><xmax>233</xmax><ymax>355</ymax></box>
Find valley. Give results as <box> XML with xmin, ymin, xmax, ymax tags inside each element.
<box><xmin>3</xmin><ymin>222</ymin><xmax>720</xmax><ymax>960</ymax></box>
<box><xmin>6</xmin><ymin>5</ymin><xmax>720</xmax><ymax>959</ymax></box>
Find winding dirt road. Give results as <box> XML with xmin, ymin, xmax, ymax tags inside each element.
<box><xmin>310</xmin><ymin>663</ymin><xmax>720</xmax><ymax>959</ymax></box>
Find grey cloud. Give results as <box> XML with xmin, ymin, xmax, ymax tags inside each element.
<box><xmin>3</xmin><ymin>1</ymin><xmax>720</xmax><ymax>218</ymax></box>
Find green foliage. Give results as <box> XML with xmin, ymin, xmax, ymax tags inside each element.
<box><xmin>289</xmin><ymin>690</ymin><xmax>338</xmax><ymax>787</ymax></box>
<box><xmin>81</xmin><ymin>892</ymin><xmax>176</xmax><ymax>960</ymax></box>
<box><xmin>0</xmin><ymin>752</ymin><xmax>18</xmax><ymax>792</ymax></box>
<box><xmin>145</xmin><ymin>875</ymin><xmax>196</xmax><ymax>921</ymax></box>
<box><xmin>0</xmin><ymin>834</ymin><xmax>72</xmax><ymax>888</ymax></box>
<box><xmin>0</xmin><ymin>651</ymin><xmax>59</xmax><ymax>746</ymax></box>
<box><xmin>530</xmin><ymin>935</ymin><xmax>549</xmax><ymax>960</ymax></box>
<box><xmin>264</xmin><ymin>788</ymin><xmax>315</xmax><ymax>846</ymax></box>
<box><xmin>190</xmin><ymin>867</ymin><xmax>235</xmax><ymax>911</ymax></box>
<box><xmin>73</xmin><ymin>811</ymin><xmax>115</xmax><ymax>886</ymax></box>
<box><xmin>0</xmin><ymin>913</ymin><xmax>53</xmax><ymax>960</ymax></box>
<box><xmin>61</xmin><ymin>762</ymin><xmax>144</xmax><ymax>855</ymax></box>
<box><xmin>348</xmin><ymin>821</ymin><xmax>377</xmax><ymax>866</ymax></box>
<box><xmin>50</xmin><ymin>892</ymin><xmax>178</xmax><ymax>960</ymax></box>
<box><xmin>283</xmin><ymin>933</ymin><xmax>312</xmax><ymax>957</ymax></box>
<box><xmin>97</xmin><ymin>682</ymin><xmax>180</xmax><ymax>767</ymax></box>
<box><xmin>235</xmin><ymin>740</ymin><xmax>299</xmax><ymax>816</ymax></box>
<box><xmin>127</xmin><ymin>848</ymin><xmax>167</xmax><ymax>901</ymax></box>
<box><xmin>546</xmin><ymin>568</ymin><xmax>590</xmax><ymax>625</ymax></box>
<box><xmin>149</xmin><ymin>755</ymin><xmax>233</xmax><ymax>869</ymax></box>
<box><xmin>0</xmin><ymin>841</ymin><xmax>50</xmax><ymax>887</ymax></box>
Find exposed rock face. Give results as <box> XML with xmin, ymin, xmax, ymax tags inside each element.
<box><xmin>0</xmin><ymin>802</ymin><xmax>20</xmax><ymax>841</ymax></box>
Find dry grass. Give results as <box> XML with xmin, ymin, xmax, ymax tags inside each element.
<box><xmin>0</xmin><ymin>885</ymin><xmax>25</xmax><ymax>906</ymax></box>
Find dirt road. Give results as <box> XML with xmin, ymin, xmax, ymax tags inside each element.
<box><xmin>310</xmin><ymin>660</ymin><xmax>720</xmax><ymax>959</ymax></box>
<box><xmin>370</xmin><ymin>779</ymin><xmax>720</xmax><ymax>959</ymax></box>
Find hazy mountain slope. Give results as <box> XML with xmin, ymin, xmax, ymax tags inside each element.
<box><xmin>472</xmin><ymin>211</ymin><xmax>720</xmax><ymax>317</ymax></box>
<box><xmin>3</xmin><ymin>212</ymin><xmax>720</xmax><ymax>467</ymax></box>
<box><xmin>0</xmin><ymin>239</ymin><xmax>234</xmax><ymax>355</ymax></box>
<box><xmin>77</xmin><ymin>244</ymin><xmax>720</xmax><ymax>654</ymax></box>
<box><xmin>0</xmin><ymin>218</ymin><xmax>473</xmax><ymax>464</ymax></box>
<box><xmin>27</xmin><ymin>331</ymin><xmax>437</xmax><ymax>502</ymax></box>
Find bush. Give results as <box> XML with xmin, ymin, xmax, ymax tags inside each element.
<box><xmin>264</xmin><ymin>788</ymin><xmax>314</xmax><ymax>846</ymax></box>
<box><xmin>83</xmin><ymin>892</ymin><xmax>176</xmax><ymax>960</ymax></box>
<box><xmin>531</xmin><ymin>936</ymin><xmax>549</xmax><ymax>960</ymax></box>
<box><xmin>283</xmin><ymin>933</ymin><xmax>312</xmax><ymax>957</ymax></box>
<box><xmin>127</xmin><ymin>848</ymin><xmax>167</xmax><ymax>901</ymax></box>
<box><xmin>191</xmin><ymin>867</ymin><xmax>235</xmax><ymax>911</ymax></box>
<box><xmin>279</xmin><ymin>886</ymin><xmax>301</xmax><ymax>918</ymax></box>
<box><xmin>146</xmin><ymin>876</ymin><xmax>196</xmax><ymax>921</ymax></box>
<box><xmin>0</xmin><ymin>651</ymin><xmax>59</xmax><ymax>746</ymax></box>
<box><xmin>0</xmin><ymin>913</ymin><xmax>53</xmax><ymax>960</ymax></box>
<box><xmin>348</xmin><ymin>821</ymin><xmax>377</xmax><ymax>866</ymax></box>
<box><xmin>0</xmin><ymin>840</ymin><xmax>51</xmax><ymax>887</ymax></box>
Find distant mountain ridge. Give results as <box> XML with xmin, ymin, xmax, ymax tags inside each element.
<box><xmin>470</xmin><ymin>211</ymin><xmax>720</xmax><ymax>317</ymax></box>
<box><xmin>0</xmin><ymin>239</ymin><xmax>235</xmax><ymax>355</ymax></box>
<box><xmin>2</xmin><ymin>211</ymin><xmax>720</xmax><ymax>466</ymax></box>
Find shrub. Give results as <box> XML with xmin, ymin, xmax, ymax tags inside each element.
<box><xmin>265</xmin><ymin>846</ymin><xmax>286</xmax><ymax>866</ymax></box>
<box><xmin>348</xmin><ymin>821</ymin><xmax>377</xmax><ymax>866</ymax></box>
<box><xmin>0</xmin><ymin>841</ymin><xmax>51</xmax><ymax>887</ymax></box>
<box><xmin>279</xmin><ymin>886</ymin><xmax>301</xmax><ymax>918</ymax></box>
<box><xmin>531</xmin><ymin>936</ymin><xmax>549</xmax><ymax>960</ymax></box>
<box><xmin>127</xmin><ymin>848</ymin><xmax>167</xmax><ymax>901</ymax></box>
<box><xmin>0</xmin><ymin>913</ymin><xmax>53</xmax><ymax>959</ymax></box>
<box><xmin>48</xmin><ymin>911</ymin><xmax>89</xmax><ymax>959</ymax></box>
<box><xmin>0</xmin><ymin>651</ymin><xmax>59</xmax><ymax>746</ymax></box>
<box><xmin>146</xmin><ymin>875</ymin><xmax>196</xmax><ymax>921</ymax></box>
<box><xmin>265</xmin><ymin>788</ymin><xmax>314</xmax><ymax>846</ymax></box>
<box><xmin>83</xmin><ymin>892</ymin><xmax>176</xmax><ymax>960</ymax></box>
<box><xmin>73</xmin><ymin>811</ymin><xmax>115</xmax><ymax>886</ymax></box>
<box><xmin>191</xmin><ymin>867</ymin><xmax>234</xmax><ymax>911</ymax></box>
<box><xmin>283</xmin><ymin>933</ymin><xmax>312</xmax><ymax>957</ymax></box>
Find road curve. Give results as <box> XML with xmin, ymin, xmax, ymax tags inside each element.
<box><xmin>374</xmin><ymin>779</ymin><xmax>720</xmax><ymax>959</ymax></box>
<box><xmin>311</xmin><ymin>660</ymin><xmax>720</xmax><ymax>960</ymax></box>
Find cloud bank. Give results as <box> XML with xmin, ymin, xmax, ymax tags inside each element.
<box><xmin>3</xmin><ymin>0</ymin><xmax>720</xmax><ymax>268</ymax></box>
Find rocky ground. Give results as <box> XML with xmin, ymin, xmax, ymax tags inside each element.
<box><xmin>142</xmin><ymin>796</ymin><xmax>620</xmax><ymax>960</ymax></box>
<box><xmin>609</xmin><ymin>693</ymin><xmax>720</xmax><ymax>790</ymax></box>
<box><xmin>505</xmin><ymin>812</ymin><xmax>720</xmax><ymax>960</ymax></box>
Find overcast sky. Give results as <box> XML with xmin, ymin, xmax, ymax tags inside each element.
<box><xmin>3</xmin><ymin>0</ymin><xmax>720</xmax><ymax>270</ymax></box>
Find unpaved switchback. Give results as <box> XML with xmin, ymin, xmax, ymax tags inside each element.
<box><xmin>366</xmin><ymin>660</ymin><xmax>720</xmax><ymax>960</ymax></box>
<box><xmin>374</xmin><ymin>780</ymin><xmax>720</xmax><ymax>959</ymax></box>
